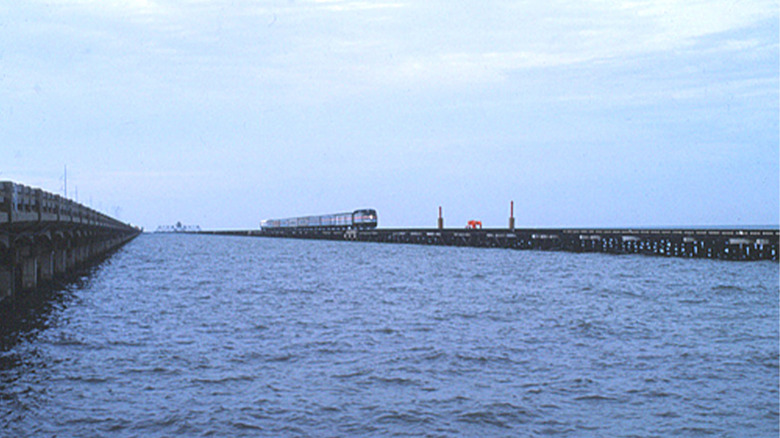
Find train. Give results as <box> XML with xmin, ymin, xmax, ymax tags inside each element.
<box><xmin>261</xmin><ymin>209</ymin><xmax>378</xmax><ymax>230</ymax></box>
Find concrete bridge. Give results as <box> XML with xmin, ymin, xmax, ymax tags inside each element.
<box><xmin>0</xmin><ymin>181</ymin><xmax>141</xmax><ymax>304</ymax></box>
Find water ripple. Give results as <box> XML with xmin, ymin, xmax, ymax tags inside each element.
<box><xmin>0</xmin><ymin>234</ymin><xmax>777</xmax><ymax>437</ymax></box>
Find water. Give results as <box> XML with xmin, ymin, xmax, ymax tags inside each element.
<box><xmin>1</xmin><ymin>234</ymin><xmax>778</xmax><ymax>437</ymax></box>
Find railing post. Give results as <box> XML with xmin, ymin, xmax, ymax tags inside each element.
<box><xmin>35</xmin><ymin>189</ymin><xmax>43</xmax><ymax>222</ymax></box>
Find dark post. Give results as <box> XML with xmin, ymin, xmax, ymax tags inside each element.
<box><xmin>509</xmin><ymin>200</ymin><xmax>515</xmax><ymax>230</ymax></box>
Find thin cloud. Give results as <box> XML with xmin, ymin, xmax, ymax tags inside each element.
<box><xmin>4</xmin><ymin>0</ymin><xmax>777</xmax><ymax>228</ymax></box>
<box><xmin>310</xmin><ymin>0</ymin><xmax>405</xmax><ymax>12</ymax></box>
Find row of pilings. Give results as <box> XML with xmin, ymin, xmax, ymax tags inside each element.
<box><xmin>216</xmin><ymin>227</ymin><xmax>779</xmax><ymax>261</ymax></box>
<box><xmin>1</xmin><ymin>182</ymin><xmax>141</xmax><ymax>305</ymax></box>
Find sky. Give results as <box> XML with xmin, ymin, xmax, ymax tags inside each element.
<box><xmin>1</xmin><ymin>0</ymin><xmax>778</xmax><ymax>230</ymax></box>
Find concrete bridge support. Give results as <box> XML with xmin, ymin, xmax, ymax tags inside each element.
<box><xmin>0</xmin><ymin>268</ymin><xmax>11</xmax><ymax>302</ymax></box>
<box><xmin>0</xmin><ymin>243</ymin><xmax>12</xmax><ymax>302</ymax></box>
<box><xmin>18</xmin><ymin>247</ymin><xmax>38</xmax><ymax>291</ymax></box>
<box><xmin>54</xmin><ymin>246</ymin><xmax>68</xmax><ymax>276</ymax></box>
<box><xmin>38</xmin><ymin>251</ymin><xmax>54</xmax><ymax>283</ymax></box>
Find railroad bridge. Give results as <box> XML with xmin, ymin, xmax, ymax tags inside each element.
<box><xmin>236</xmin><ymin>227</ymin><xmax>779</xmax><ymax>261</ymax></box>
<box><xmin>0</xmin><ymin>182</ymin><xmax>141</xmax><ymax>304</ymax></box>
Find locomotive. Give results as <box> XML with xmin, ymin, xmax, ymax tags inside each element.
<box><xmin>261</xmin><ymin>209</ymin><xmax>378</xmax><ymax>230</ymax></box>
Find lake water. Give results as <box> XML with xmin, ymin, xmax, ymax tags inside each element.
<box><xmin>1</xmin><ymin>234</ymin><xmax>778</xmax><ymax>437</ymax></box>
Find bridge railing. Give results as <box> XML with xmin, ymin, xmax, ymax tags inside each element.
<box><xmin>0</xmin><ymin>181</ymin><xmax>136</xmax><ymax>232</ymax></box>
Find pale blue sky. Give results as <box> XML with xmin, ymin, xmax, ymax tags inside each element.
<box><xmin>2</xmin><ymin>0</ymin><xmax>778</xmax><ymax>229</ymax></box>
